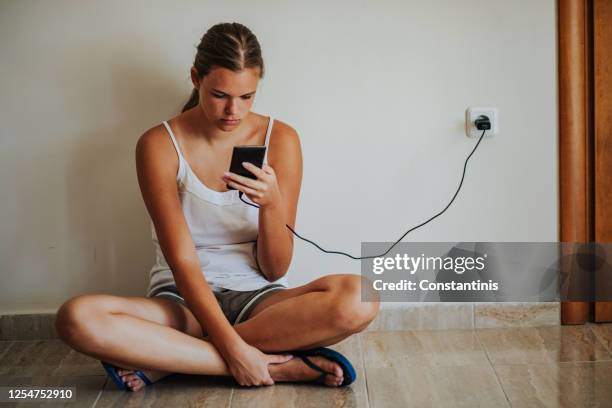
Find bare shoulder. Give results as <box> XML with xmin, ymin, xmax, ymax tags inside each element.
<box><xmin>136</xmin><ymin>124</ymin><xmax>178</xmax><ymax>165</ymax></box>
<box><xmin>135</xmin><ymin>123</ymin><xmax>182</xmax><ymax>190</ymax></box>
<box><xmin>268</xmin><ymin>118</ymin><xmax>302</xmax><ymax>159</ymax></box>
<box><xmin>267</xmin><ymin>118</ymin><xmax>302</xmax><ymax>190</ymax></box>
<box><xmin>271</xmin><ymin>118</ymin><xmax>299</xmax><ymax>139</ymax></box>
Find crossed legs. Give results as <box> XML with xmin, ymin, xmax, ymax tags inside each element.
<box><xmin>55</xmin><ymin>274</ymin><xmax>379</xmax><ymax>389</ymax></box>
<box><xmin>234</xmin><ymin>273</ymin><xmax>379</xmax><ymax>351</ymax></box>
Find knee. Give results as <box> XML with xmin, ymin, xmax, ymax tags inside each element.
<box><xmin>55</xmin><ymin>294</ymin><xmax>108</xmax><ymax>353</ymax></box>
<box><xmin>327</xmin><ymin>275</ymin><xmax>380</xmax><ymax>333</ymax></box>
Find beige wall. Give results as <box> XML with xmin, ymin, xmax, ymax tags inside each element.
<box><xmin>0</xmin><ymin>0</ymin><xmax>558</xmax><ymax>313</ymax></box>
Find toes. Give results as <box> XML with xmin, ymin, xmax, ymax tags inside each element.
<box><xmin>131</xmin><ymin>382</ymin><xmax>144</xmax><ymax>392</ymax></box>
<box><xmin>292</xmin><ymin>356</ymin><xmax>345</xmax><ymax>387</ymax></box>
<box><xmin>320</xmin><ymin>359</ymin><xmax>342</xmax><ymax>378</ymax></box>
<box><xmin>122</xmin><ymin>374</ymin><xmax>142</xmax><ymax>389</ymax></box>
<box><xmin>312</xmin><ymin>357</ymin><xmax>343</xmax><ymax>380</ymax></box>
<box><xmin>324</xmin><ymin>374</ymin><xmax>343</xmax><ymax>387</ymax></box>
<box><xmin>333</xmin><ymin>364</ymin><xmax>343</xmax><ymax>378</ymax></box>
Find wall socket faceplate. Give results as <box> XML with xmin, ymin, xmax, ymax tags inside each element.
<box><xmin>465</xmin><ymin>107</ymin><xmax>498</xmax><ymax>138</ymax></box>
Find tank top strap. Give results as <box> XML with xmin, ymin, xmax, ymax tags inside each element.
<box><xmin>161</xmin><ymin>120</ymin><xmax>187</xmax><ymax>182</ymax></box>
<box><xmin>263</xmin><ymin>116</ymin><xmax>273</xmax><ymax>164</ymax></box>
<box><xmin>162</xmin><ymin>120</ymin><xmax>185</xmax><ymax>161</ymax></box>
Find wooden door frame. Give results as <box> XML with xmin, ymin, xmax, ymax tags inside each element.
<box><xmin>559</xmin><ymin>0</ymin><xmax>611</xmax><ymax>323</ymax></box>
<box><xmin>593</xmin><ymin>0</ymin><xmax>612</xmax><ymax>321</ymax></box>
<box><xmin>558</xmin><ymin>0</ymin><xmax>591</xmax><ymax>324</ymax></box>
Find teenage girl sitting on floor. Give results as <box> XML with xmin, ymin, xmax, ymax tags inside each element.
<box><xmin>55</xmin><ymin>22</ymin><xmax>379</xmax><ymax>392</ymax></box>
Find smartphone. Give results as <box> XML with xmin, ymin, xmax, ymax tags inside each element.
<box><xmin>227</xmin><ymin>145</ymin><xmax>266</xmax><ymax>190</ymax></box>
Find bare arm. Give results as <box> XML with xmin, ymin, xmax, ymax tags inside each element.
<box><xmin>255</xmin><ymin>122</ymin><xmax>303</xmax><ymax>281</ymax></box>
<box><xmin>135</xmin><ymin>127</ymin><xmax>243</xmax><ymax>356</ymax></box>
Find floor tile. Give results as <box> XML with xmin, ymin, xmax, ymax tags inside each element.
<box><xmin>53</xmin><ymin>348</ymin><xmax>106</xmax><ymax>377</ymax></box>
<box><xmin>474</xmin><ymin>302</ymin><xmax>559</xmax><ymax>328</ymax></box>
<box><xmin>362</xmin><ymin>330</ymin><xmax>489</xmax><ymax>368</ymax></box>
<box><xmin>0</xmin><ymin>340</ymin><xmax>72</xmax><ymax>377</ymax></box>
<box><xmin>230</xmin><ymin>381</ymin><xmax>365</xmax><ymax>408</ymax></box>
<box><xmin>589</xmin><ymin>323</ymin><xmax>612</xmax><ymax>353</ymax></box>
<box><xmin>477</xmin><ymin>326</ymin><xmax>612</xmax><ymax>365</ymax></box>
<box><xmin>493</xmin><ymin>361</ymin><xmax>612</xmax><ymax>408</ymax></box>
<box><xmin>0</xmin><ymin>341</ymin><xmax>12</xmax><ymax>361</ymax></box>
<box><xmin>2</xmin><ymin>327</ymin><xmax>611</xmax><ymax>407</ymax></box>
<box><xmin>366</xmin><ymin>364</ymin><xmax>509</xmax><ymax>408</ymax></box>
<box><xmin>95</xmin><ymin>374</ymin><xmax>233</xmax><ymax>407</ymax></box>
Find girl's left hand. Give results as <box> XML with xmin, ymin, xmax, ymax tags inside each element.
<box><xmin>222</xmin><ymin>162</ymin><xmax>282</xmax><ymax>208</ymax></box>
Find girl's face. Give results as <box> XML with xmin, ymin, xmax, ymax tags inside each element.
<box><xmin>191</xmin><ymin>66</ymin><xmax>260</xmax><ymax>131</ymax></box>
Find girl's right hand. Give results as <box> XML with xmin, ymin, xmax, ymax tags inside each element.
<box><xmin>225</xmin><ymin>342</ymin><xmax>293</xmax><ymax>386</ymax></box>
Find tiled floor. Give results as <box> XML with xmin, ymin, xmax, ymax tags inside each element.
<box><xmin>1</xmin><ymin>324</ymin><xmax>611</xmax><ymax>407</ymax></box>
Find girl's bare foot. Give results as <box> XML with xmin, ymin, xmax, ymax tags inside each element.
<box><xmin>117</xmin><ymin>368</ymin><xmax>172</xmax><ymax>392</ymax></box>
<box><xmin>269</xmin><ymin>356</ymin><xmax>345</xmax><ymax>387</ymax></box>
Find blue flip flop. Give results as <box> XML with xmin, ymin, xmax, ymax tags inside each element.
<box><xmin>292</xmin><ymin>347</ymin><xmax>357</xmax><ymax>387</ymax></box>
<box><xmin>101</xmin><ymin>361</ymin><xmax>152</xmax><ymax>391</ymax></box>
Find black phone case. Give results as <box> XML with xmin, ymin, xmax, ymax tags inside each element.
<box><xmin>227</xmin><ymin>145</ymin><xmax>266</xmax><ymax>190</ymax></box>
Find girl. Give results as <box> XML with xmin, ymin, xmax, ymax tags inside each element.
<box><xmin>55</xmin><ymin>22</ymin><xmax>379</xmax><ymax>392</ymax></box>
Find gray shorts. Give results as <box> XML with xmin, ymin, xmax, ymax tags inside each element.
<box><xmin>148</xmin><ymin>283</ymin><xmax>286</xmax><ymax>325</ymax></box>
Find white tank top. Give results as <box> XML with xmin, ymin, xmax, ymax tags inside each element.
<box><xmin>146</xmin><ymin>115</ymin><xmax>289</xmax><ymax>295</ymax></box>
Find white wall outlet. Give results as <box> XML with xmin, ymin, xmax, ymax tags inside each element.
<box><xmin>465</xmin><ymin>107</ymin><xmax>498</xmax><ymax>138</ymax></box>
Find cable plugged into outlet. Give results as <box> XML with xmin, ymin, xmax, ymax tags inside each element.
<box><xmin>239</xmin><ymin>109</ymin><xmax>491</xmax><ymax>260</ymax></box>
<box><xmin>466</xmin><ymin>107</ymin><xmax>498</xmax><ymax>137</ymax></box>
<box><xmin>475</xmin><ymin>115</ymin><xmax>491</xmax><ymax>130</ymax></box>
